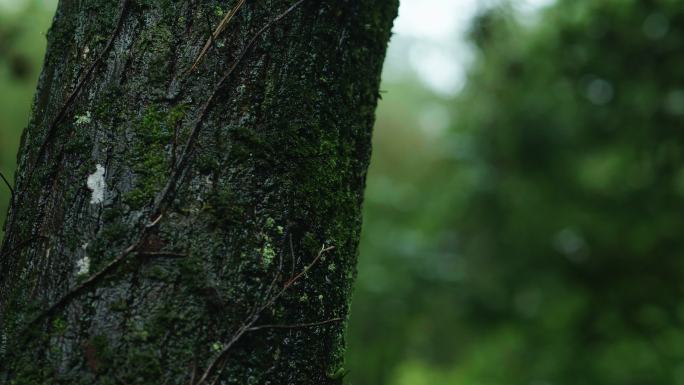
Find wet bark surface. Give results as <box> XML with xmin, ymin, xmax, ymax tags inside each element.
<box><xmin>0</xmin><ymin>1</ymin><xmax>397</xmax><ymax>383</ymax></box>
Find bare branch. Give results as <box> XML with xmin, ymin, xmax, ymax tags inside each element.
<box><xmin>283</xmin><ymin>245</ymin><xmax>335</xmax><ymax>290</ymax></box>
<box><xmin>136</xmin><ymin>251</ymin><xmax>187</xmax><ymax>259</ymax></box>
<box><xmin>0</xmin><ymin>170</ymin><xmax>13</xmax><ymax>197</ymax></box>
<box><xmin>246</xmin><ymin>317</ymin><xmax>343</xmax><ymax>332</ymax></box>
<box><xmin>187</xmin><ymin>0</ymin><xmax>247</xmax><ymax>74</ymax></box>
<box><xmin>25</xmin><ymin>215</ymin><xmax>164</xmax><ymax>331</ymax></box>
<box><xmin>26</xmin><ymin>242</ymin><xmax>138</xmax><ymax>329</ymax></box>
<box><xmin>193</xmin><ymin>241</ymin><xmax>334</xmax><ymax>385</ymax></box>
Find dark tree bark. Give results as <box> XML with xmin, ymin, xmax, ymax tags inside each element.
<box><xmin>0</xmin><ymin>1</ymin><xmax>397</xmax><ymax>383</ymax></box>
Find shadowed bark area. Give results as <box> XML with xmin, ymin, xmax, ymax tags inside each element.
<box><xmin>0</xmin><ymin>0</ymin><xmax>397</xmax><ymax>383</ymax></box>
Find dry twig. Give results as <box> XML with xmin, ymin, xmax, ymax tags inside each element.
<box><xmin>193</xmin><ymin>244</ymin><xmax>335</xmax><ymax>385</ymax></box>
<box><xmin>25</xmin><ymin>214</ymin><xmax>163</xmax><ymax>330</ymax></box>
<box><xmin>187</xmin><ymin>0</ymin><xmax>247</xmax><ymax>74</ymax></box>
<box><xmin>0</xmin><ymin>171</ymin><xmax>13</xmax><ymax>197</ymax></box>
<box><xmin>246</xmin><ymin>317</ymin><xmax>343</xmax><ymax>332</ymax></box>
<box><xmin>137</xmin><ymin>251</ymin><xmax>188</xmax><ymax>259</ymax></box>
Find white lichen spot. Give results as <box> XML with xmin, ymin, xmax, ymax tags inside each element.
<box><xmin>74</xmin><ymin>111</ymin><xmax>92</xmax><ymax>125</ymax></box>
<box><xmin>82</xmin><ymin>46</ymin><xmax>90</xmax><ymax>59</ymax></box>
<box><xmin>76</xmin><ymin>258</ymin><xmax>90</xmax><ymax>277</ymax></box>
<box><xmin>76</xmin><ymin>243</ymin><xmax>90</xmax><ymax>276</ymax></box>
<box><xmin>87</xmin><ymin>164</ymin><xmax>106</xmax><ymax>204</ymax></box>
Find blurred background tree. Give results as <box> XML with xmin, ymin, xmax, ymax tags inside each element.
<box><xmin>349</xmin><ymin>1</ymin><xmax>684</xmax><ymax>384</ymax></box>
<box><xmin>3</xmin><ymin>0</ymin><xmax>684</xmax><ymax>384</ymax></box>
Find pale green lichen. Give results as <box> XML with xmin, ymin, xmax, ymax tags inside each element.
<box><xmin>265</xmin><ymin>217</ymin><xmax>276</xmax><ymax>228</ymax></box>
<box><xmin>326</xmin><ymin>367</ymin><xmax>350</xmax><ymax>381</ymax></box>
<box><xmin>52</xmin><ymin>318</ymin><xmax>68</xmax><ymax>336</ymax></box>
<box><xmin>262</xmin><ymin>242</ymin><xmax>276</xmax><ymax>266</ymax></box>
<box><xmin>74</xmin><ymin>111</ymin><xmax>92</xmax><ymax>125</ymax></box>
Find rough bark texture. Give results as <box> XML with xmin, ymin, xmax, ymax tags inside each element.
<box><xmin>0</xmin><ymin>1</ymin><xmax>397</xmax><ymax>383</ymax></box>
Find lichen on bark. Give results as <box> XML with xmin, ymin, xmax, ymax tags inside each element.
<box><xmin>0</xmin><ymin>1</ymin><xmax>397</xmax><ymax>384</ymax></box>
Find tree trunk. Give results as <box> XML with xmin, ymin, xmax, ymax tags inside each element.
<box><xmin>0</xmin><ymin>0</ymin><xmax>397</xmax><ymax>383</ymax></box>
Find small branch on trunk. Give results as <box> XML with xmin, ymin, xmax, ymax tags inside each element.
<box><xmin>186</xmin><ymin>0</ymin><xmax>247</xmax><ymax>75</ymax></box>
<box><xmin>193</xmin><ymin>243</ymin><xmax>333</xmax><ymax>385</ymax></box>
<box><xmin>0</xmin><ymin>170</ymin><xmax>14</xmax><ymax>197</ymax></box>
<box><xmin>282</xmin><ymin>245</ymin><xmax>334</xmax><ymax>289</ymax></box>
<box><xmin>136</xmin><ymin>251</ymin><xmax>188</xmax><ymax>259</ymax></box>
<box><xmin>246</xmin><ymin>317</ymin><xmax>343</xmax><ymax>332</ymax></box>
<box><xmin>24</xmin><ymin>214</ymin><xmax>163</xmax><ymax>331</ymax></box>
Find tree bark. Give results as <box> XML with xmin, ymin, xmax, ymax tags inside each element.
<box><xmin>0</xmin><ymin>0</ymin><xmax>397</xmax><ymax>383</ymax></box>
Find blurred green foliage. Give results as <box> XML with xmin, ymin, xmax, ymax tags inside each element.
<box><xmin>349</xmin><ymin>1</ymin><xmax>684</xmax><ymax>384</ymax></box>
<box><xmin>4</xmin><ymin>1</ymin><xmax>684</xmax><ymax>384</ymax></box>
